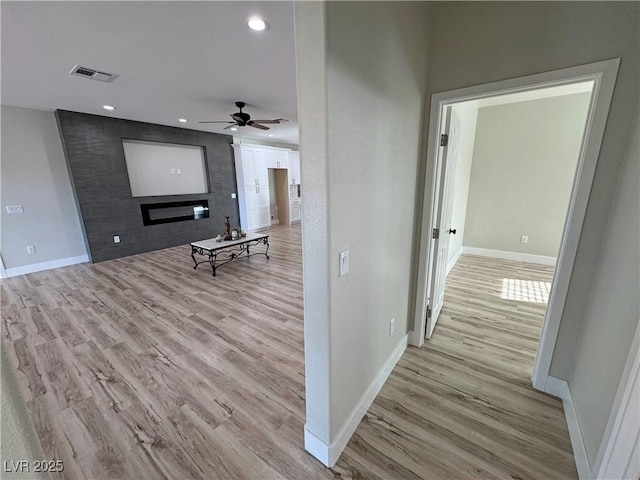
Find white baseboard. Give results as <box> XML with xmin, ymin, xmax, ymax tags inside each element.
<box><xmin>3</xmin><ymin>255</ymin><xmax>89</xmax><ymax>278</ymax></box>
<box><xmin>304</xmin><ymin>427</ymin><xmax>330</xmax><ymax>467</ymax></box>
<box><xmin>541</xmin><ymin>375</ymin><xmax>591</xmax><ymax>479</ymax></box>
<box><xmin>0</xmin><ymin>255</ymin><xmax>7</xmax><ymax>279</ymax></box>
<box><xmin>462</xmin><ymin>246</ymin><xmax>556</xmax><ymax>266</ymax></box>
<box><xmin>542</xmin><ymin>374</ymin><xmax>568</xmax><ymax>399</ymax></box>
<box><xmin>304</xmin><ymin>334</ymin><xmax>409</xmax><ymax>467</ymax></box>
<box><xmin>446</xmin><ymin>248</ymin><xmax>462</xmax><ymax>275</ymax></box>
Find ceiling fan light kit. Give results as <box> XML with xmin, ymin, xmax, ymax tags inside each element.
<box><xmin>199</xmin><ymin>101</ymin><xmax>289</xmax><ymax>131</ymax></box>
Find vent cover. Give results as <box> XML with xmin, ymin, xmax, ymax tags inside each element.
<box><xmin>69</xmin><ymin>65</ymin><xmax>117</xmax><ymax>82</ymax></box>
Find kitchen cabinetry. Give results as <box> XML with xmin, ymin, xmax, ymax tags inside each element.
<box><xmin>290</xmin><ymin>200</ymin><xmax>301</xmax><ymax>223</ymax></box>
<box><xmin>233</xmin><ymin>145</ymin><xmax>271</xmax><ymax>231</ymax></box>
<box><xmin>234</xmin><ymin>144</ymin><xmax>302</xmax><ymax>229</ymax></box>
<box><xmin>267</xmin><ymin>149</ymin><xmax>289</xmax><ymax>169</ymax></box>
<box><xmin>289</xmin><ymin>151</ymin><xmax>301</xmax><ymax>185</ymax></box>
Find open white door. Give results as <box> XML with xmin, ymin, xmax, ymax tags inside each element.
<box><xmin>426</xmin><ymin>108</ymin><xmax>460</xmax><ymax>339</ymax></box>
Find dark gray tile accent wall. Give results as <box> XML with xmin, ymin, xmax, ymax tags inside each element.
<box><xmin>56</xmin><ymin>110</ymin><xmax>239</xmax><ymax>263</ymax></box>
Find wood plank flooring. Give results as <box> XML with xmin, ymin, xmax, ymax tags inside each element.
<box><xmin>332</xmin><ymin>255</ymin><xmax>577</xmax><ymax>479</ymax></box>
<box><xmin>1</xmin><ymin>226</ymin><xmax>577</xmax><ymax>479</ymax></box>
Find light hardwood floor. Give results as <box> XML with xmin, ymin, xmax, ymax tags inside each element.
<box><xmin>2</xmin><ymin>225</ymin><xmax>576</xmax><ymax>479</ymax></box>
<box><xmin>333</xmin><ymin>254</ymin><xmax>577</xmax><ymax>479</ymax></box>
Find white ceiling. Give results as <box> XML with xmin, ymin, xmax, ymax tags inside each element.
<box><xmin>1</xmin><ymin>1</ymin><xmax>299</xmax><ymax>146</ymax></box>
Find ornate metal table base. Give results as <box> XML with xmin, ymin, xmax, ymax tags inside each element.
<box><xmin>190</xmin><ymin>235</ymin><xmax>269</xmax><ymax>277</ymax></box>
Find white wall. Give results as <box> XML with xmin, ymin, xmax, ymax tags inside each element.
<box><xmin>447</xmin><ymin>101</ymin><xmax>478</xmax><ymax>267</ymax></box>
<box><xmin>463</xmin><ymin>93</ymin><xmax>591</xmax><ymax>257</ymax></box>
<box><xmin>296</xmin><ymin>0</ymin><xmax>429</xmax><ymax>464</ymax></box>
<box><xmin>569</xmin><ymin>110</ymin><xmax>639</xmax><ymax>465</ymax></box>
<box><xmin>1</xmin><ymin>105</ymin><xmax>87</xmax><ymax>272</ymax></box>
<box><xmin>426</xmin><ymin>0</ymin><xmax>639</xmax><ymax>382</ymax></box>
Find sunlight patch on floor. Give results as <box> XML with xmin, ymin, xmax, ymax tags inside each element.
<box><xmin>501</xmin><ymin>278</ymin><xmax>551</xmax><ymax>303</ymax></box>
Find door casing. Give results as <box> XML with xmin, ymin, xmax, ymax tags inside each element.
<box><xmin>410</xmin><ymin>58</ymin><xmax>620</xmax><ymax>392</ymax></box>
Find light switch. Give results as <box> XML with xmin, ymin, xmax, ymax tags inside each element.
<box><xmin>339</xmin><ymin>250</ymin><xmax>349</xmax><ymax>277</ymax></box>
<box><xmin>170</xmin><ymin>168</ymin><xmax>176</xmax><ymax>175</ymax></box>
<box><xmin>231</xmin><ymin>193</ymin><xmax>237</xmax><ymax>199</ymax></box>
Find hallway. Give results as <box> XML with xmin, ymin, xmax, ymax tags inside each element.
<box><xmin>333</xmin><ymin>254</ymin><xmax>577</xmax><ymax>479</ymax></box>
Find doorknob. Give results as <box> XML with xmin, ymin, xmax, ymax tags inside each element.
<box><xmin>448</xmin><ymin>228</ymin><xmax>457</xmax><ymax>235</ymax></box>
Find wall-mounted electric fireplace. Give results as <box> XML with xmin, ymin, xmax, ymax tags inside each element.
<box><xmin>141</xmin><ymin>200</ymin><xmax>210</xmax><ymax>226</ymax></box>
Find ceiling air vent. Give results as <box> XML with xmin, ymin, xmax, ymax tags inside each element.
<box><xmin>69</xmin><ymin>65</ymin><xmax>117</xmax><ymax>82</ymax></box>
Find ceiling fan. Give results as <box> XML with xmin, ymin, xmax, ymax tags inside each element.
<box><xmin>199</xmin><ymin>101</ymin><xmax>288</xmax><ymax>130</ymax></box>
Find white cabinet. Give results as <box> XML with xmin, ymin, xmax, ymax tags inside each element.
<box><xmin>267</xmin><ymin>149</ymin><xmax>289</xmax><ymax>169</ymax></box>
<box><xmin>290</xmin><ymin>200</ymin><xmax>301</xmax><ymax>223</ymax></box>
<box><xmin>289</xmin><ymin>151</ymin><xmax>301</xmax><ymax>185</ymax></box>
<box><xmin>233</xmin><ymin>145</ymin><xmax>271</xmax><ymax>231</ymax></box>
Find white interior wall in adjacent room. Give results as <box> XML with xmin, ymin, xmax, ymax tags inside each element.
<box><xmin>0</xmin><ymin>105</ymin><xmax>87</xmax><ymax>273</ymax></box>
<box><xmin>569</xmin><ymin>110</ymin><xmax>639</xmax><ymax>465</ymax></box>
<box><xmin>463</xmin><ymin>92</ymin><xmax>591</xmax><ymax>258</ymax></box>
<box><xmin>447</xmin><ymin>101</ymin><xmax>478</xmax><ymax>270</ymax></box>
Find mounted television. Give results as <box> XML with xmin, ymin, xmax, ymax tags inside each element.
<box><xmin>122</xmin><ymin>139</ymin><xmax>208</xmax><ymax>197</ymax></box>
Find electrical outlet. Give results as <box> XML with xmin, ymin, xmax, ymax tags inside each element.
<box><xmin>176</xmin><ymin>169</ymin><xmax>182</xmax><ymax>175</ymax></box>
<box><xmin>6</xmin><ymin>205</ymin><xmax>24</xmax><ymax>214</ymax></box>
<box><xmin>521</xmin><ymin>235</ymin><xmax>528</xmax><ymax>244</ymax></box>
<box><xmin>26</xmin><ymin>245</ymin><xmax>35</xmax><ymax>254</ymax></box>
<box><xmin>389</xmin><ymin>318</ymin><xmax>395</xmax><ymax>336</ymax></box>
<box><xmin>170</xmin><ymin>168</ymin><xmax>176</xmax><ymax>175</ymax></box>
<box><xmin>231</xmin><ymin>193</ymin><xmax>237</xmax><ymax>199</ymax></box>
<box><xmin>113</xmin><ymin>235</ymin><xmax>121</xmax><ymax>244</ymax></box>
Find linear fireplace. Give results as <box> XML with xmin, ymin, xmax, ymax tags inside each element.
<box><xmin>140</xmin><ymin>200</ymin><xmax>210</xmax><ymax>226</ymax></box>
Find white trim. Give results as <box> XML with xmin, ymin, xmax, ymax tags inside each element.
<box><xmin>530</xmin><ymin>59</ymin><xmax>619</xmax><ymax>390</ymax></box>
<box><xmin>562</xmin><ymin>381</ymin><xmax>592</xmax><ymax>479</ymax></box>
<box><xmin>303</xmin><ymin>428</ymin><xmax>330</xmax><ymax>467</ymax></box>
<box><xmin>543</xmin><ymin>374</ymin><xmax>569</xmax><ymax>399</ymax></box>
<box><xmin>304</xmin><ymin>334</ymin><xmax>408</xmax><ymax>467</ymax></box>
<box><xmin>462</xmin><ymin>247</ymin><xmax>556</xmax><ymax>266</ymax></box>
<box><xmin>3</xmin><ymin>255</ymin><xmax>89</xmax><ymax>278</ymax></box>
<box><xmin>0</xmin><ymin>255</ymin><xmax>7</xmax><ymax>279</ymax></box>
<box><xmin>541</xmin><ymin>376</ymin><xmax>591</xmax><ymax>479</ymax></box>
<box><xmin>410</xmin><ymin>60</ymin><xmax>620</xmax><ymax>381</ymax></box>
<box><xmin>271</xmin><ymin>218</ymin><xmax>280</xmax><ymax>225</ymax></box>
<box><xmin>446</xmin><ymin>247</ymin><xmax>462</xmax><ymax>275</ymax></box>
<box><xmin>594</xmin><ymin>322</ymin><xmax>640</xmax><ymax>480</ymax></box>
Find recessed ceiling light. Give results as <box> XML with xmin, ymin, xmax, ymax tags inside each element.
<box><xmin>247</xmin><ymin>17</ymin><xmax>268</xmax><ymax>31</ymax></box>
<box><xmin>267</xmin><ymin>134</ymin><xmax>274</xmax><ymax>137</ymax></box>
<box><xmin>230</xmin><ymin>127</ymin><xmax>238</xmax><ymax>131</ymax></box>
<box><xmin>178</xmin><ymin>118</ymin><xmax>188</xmax><ymax>123</ymax></box>
<box><xmin>102</xmin><ymin>105</ymin><xmax>115</xmax><ymax>111</ymax></box>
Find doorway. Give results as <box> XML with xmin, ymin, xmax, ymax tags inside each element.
<box><xmin>410</xmin><ymin>59</ymin><xmax>620</xmax><ymax>392</ymax></box>
<box><xmin>427</xmin><ymin>83</ymin><xmax>593</xmax><ymax>338</ymax></box>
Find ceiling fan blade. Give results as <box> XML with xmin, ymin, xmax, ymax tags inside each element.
<box><xmin>249</xmin><ymin>122</ymin><xmax>269</xmax><ymax>130</ymax></box>
<box><xmin>250</xmin><ymin>120</ymin><xmax>281</xmax><ymax>124</ymax></box>
<box><xmin>199</xmin><ymin>121</ymin><xmax>235</xmax><ymax>124</ymax></box>
<box><xmin>223</xmin><ymin>124</ymin><xmax>238</xmax><ymax>130</ymax></box>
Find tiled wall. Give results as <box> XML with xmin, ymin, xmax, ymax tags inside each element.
<box><xmin>56</xmin><ymin>110</ymin><xmax>239</xmax><ymax>262</ymax></box>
